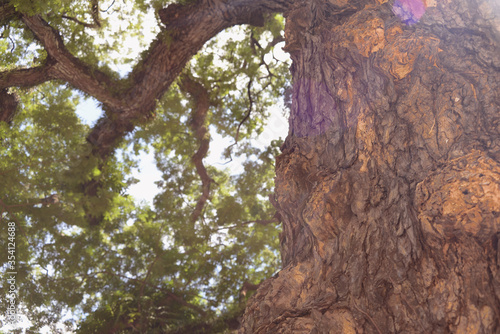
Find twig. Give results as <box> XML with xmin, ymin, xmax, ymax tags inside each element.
<box><xmin>215</xmin><ymin>217</ymin><xmax>279</xmax><ymax>231</ymax></box>
<box><xmin>62</xmin><ymin>0</ymin><xmax>101</xmax><ymax>28</ymax></box>
<box><xmin>226</xmin><ymin>78</ymin><xmax>254</xmax><ymax>160</ymax></box>
<box><xmin>8</xmin><ymin>35</ymin><xmax>14</xmax><ymax>53</ymax></box>
<box><xmin>61</xmin><ymin>15</ymin><xmax>100</xmax><ymax>29</ymax></box>
<box><xmin>100</xmin><ymin>0</ymin><xmax>116</xmax><ymax>13</ymax></box>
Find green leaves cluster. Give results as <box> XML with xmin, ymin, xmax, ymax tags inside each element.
<box><xmin>1</xmin><ymin>1</ymin><xmax>290</xmax><ymax>333</ymax></box>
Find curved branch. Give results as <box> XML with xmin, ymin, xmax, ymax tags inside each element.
<box><xmin>179</xmin><ymin>74</ymin><xmax>213</xmax><ymax>223</ymax></box>
<box><xmin>12</xmin><ymin>0</ymin><xmax>289</xmax><ymax>161</ymax></box>
<box><xmin>4</xmin><ymin>0</ymin><xmax>290</xmax><ymax>229</ymax></box>
<box><xmin>226</xmin><ymin>78</ymin><xmax>254</xmax><ymax>159</ymax></box>
<box><xmin>100</xmin><ymin>0</ymin><xmax>116</xmax><ymax>13</ymax></box>
<box><xmin>88</xmin><ymin>0</ymin><xmax>290</xmax><ymax>159</ymax></box>
<box><xmin>61</xmin><ymin>15</ymin><xmax>100</xmax><ymax>29</ymax></box>
<box><xmin>237</xmin><ymin>78</ymin><xmax>255</xmax><ymax>142</ymax></box>
<box><xmin>1</xmin><ymin>0</ymin><xmax>289</xmax><ymax>228</ymax></box>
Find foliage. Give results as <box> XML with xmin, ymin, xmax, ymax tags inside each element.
<box><xmin>0</xmin><ymin>0</ymin><xmax>290</xmax><ymax>332</ymax></box>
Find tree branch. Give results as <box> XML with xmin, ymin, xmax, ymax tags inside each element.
<box><xmin>0</xmin><ymin>2</ymin><xmax>17</xmax><ymax>25</ymax></box>
<box><xmin>226</xmin><ymin>78</ymin><xmax>254</xmax><ymax>159</ymax></box>
<box><xmin>21</xmin><ymin>15</ymin><xmax>121</xmax><ymax>108</ymax></box>
<box><xmin>0</xmin><ymin>63</ymin><xmax>55</xmax><ymax>90</ymax></box>
<box><xmin>0</xmin><ymin>89</ymin><xmax>18</xmax><ymax>124</ymax></box>
<box><xmin>7</xmin><ymin>0</ymin><xmax>289</xmax><ymax>160</ymax></box>
<box><xmin>61</xmin><ymin>0</ymin><xmax>101</xmax><ymax>29</ymax></box>
<box><xmin>61</xmin><ymin>15</ymin><xmax>99</xmax><ymax>29</ymax></box>
<box><xmin>179</xmin><ymin>74</ymin><xmax>213</xmax><ymax>223</ymax></box>
<box><xmin>2</xmin><ymin>0</ymin><xmax>290</xmax><ymax>222</ymax></box>
<box><xmin>87</xmin><ymin>0</ymin><xmax>291</xmax><ymax>159</ymax></box>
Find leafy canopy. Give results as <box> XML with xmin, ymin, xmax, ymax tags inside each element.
<box><xmin>0</xmin><ymin>0</ymin><xmax>290</xmax><ymax>332</ymax></box>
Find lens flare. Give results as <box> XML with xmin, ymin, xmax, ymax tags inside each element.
<box><xmin>393</xmin><ymin>0</ymin><xmax>426</xmax><ymax>25</ymax></box>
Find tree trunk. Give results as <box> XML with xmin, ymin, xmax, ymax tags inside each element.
<box><xmin>241</xmin><ymin>0</ymin><xmax>500</xmax><ymax>332</ymax></box>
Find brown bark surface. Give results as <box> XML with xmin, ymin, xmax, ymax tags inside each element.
<box><xmin>240</xmin><ymin>0</ymin><xmax>500</xmax><ymax>332</ymax></box>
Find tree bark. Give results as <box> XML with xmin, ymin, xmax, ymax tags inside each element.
<box><xmin>240</xmin><ymin>0</ymin><xmax>500</xmax><ymax>332</ymax></box>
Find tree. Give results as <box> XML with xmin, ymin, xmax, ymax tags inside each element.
<box><xmin>240</xmin><ymin>0</ymin><xmax>500</xmax><ymax>332</ymax></box>
<box><xmin>1</xmin><ymin>0</ymin><xmax>288</xmax><ymax>332</ymax></box>
<box><xmin>1</xmin><ymin>0</ymin><xmax>499</xmax><ymax>333</ymax></box>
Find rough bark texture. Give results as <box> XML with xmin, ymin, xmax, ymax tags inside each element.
<box><xmin>240</xmin><ymin>0</ymin><xmax>500</xmax><ymax>332</ymax></box>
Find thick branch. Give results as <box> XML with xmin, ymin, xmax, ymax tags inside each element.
<box><xmin>5</xmin><ymin>0</ymin><xmax>288</xmax><ymax>160</ymax></box>
<box><xmin>0</xmin><ymin>63</ymin><xmax>54</xmax><ymax>90</ymax></box>
<box><xmin>10</xmin><ymin>0</ymin><xmax>289</xmax><ymax>159</ymax></box>
<box><xmin>21</xmin><ymin>15</ymin><xmax>122</xmax><ymax>108</ymax></box>
<box><xmin>0</xmin><ymin>2</ymin><xmax>17</xmax><ymax>25</ymax></box>
<box><xmin>20</xmin><ymin>14</ymin><xmax>128</xmax><ymax>155</ymax></box>
<box><xmin>0</xmin><ymin>89</ymin><xmax>18</xmax><ymax>124</ymax></box>
<box><xmin>179</xmin><ymin>75</ymin><xmax>213</xmax><ymax>223</ymax></box>
<box><xmin>87</xmin><ymin>0</ymin><xmax>290</xmax><ymax>159</ymax></box>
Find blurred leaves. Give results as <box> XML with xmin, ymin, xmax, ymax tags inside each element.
<box><xmin>0</xmin><ymin>1</ymin><xmax>289</xmax><ymax>332</ymax></box>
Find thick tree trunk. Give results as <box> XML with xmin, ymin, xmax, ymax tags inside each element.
<box><xmin>241</xmin><ymin>0</ymin><xmax>500</xmax><ymax>332</ymax></box>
